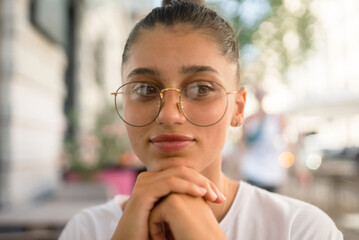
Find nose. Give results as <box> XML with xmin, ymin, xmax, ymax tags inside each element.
<box><xmin>156</xmin><ymin>89</ymin><xmax>186</xmax><ymax>125</ymax></box>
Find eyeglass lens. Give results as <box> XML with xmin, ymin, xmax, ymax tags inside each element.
<box><xmin>115</xmin><ymin>81</ymin><xmax>228</xmax><ymax>127</ymax></box>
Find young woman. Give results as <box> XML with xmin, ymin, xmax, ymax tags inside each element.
<box><xmin>60</xmin><ymin>1</ymin><xmax>343</xmax><ymax>239</ymax></box>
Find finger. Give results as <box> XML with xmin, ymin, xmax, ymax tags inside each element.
<box><xmin>128</xmin><ymin>173</ymin><xmax>208</xmax><ymax>214</ymax></box>
<box><xmin>149</xmin><ymin>203</ymin><xmax>169</xmax><ymax>240</ymax></box>
<box><xmin>157</xmin><ymin>167</ymin><xmax>224</xmax><ymax>202</ymax></box>
<box><xmin>134</xmin><ymin>167</ymin><xmax>223</xmax><ymax>205</ymax></box>
<box><xmin>152</xmin><ymin>176</ymin><xmax>208</xmax><ymax>199</ymax></box>
<box><xmin>149</xmin><ymin>222</ymin><xmax>166</xmax><ymax>240</ymax></box>
<box><xmin>164</xmin><ymin>223</ymin><xmax>175</xmax><ymax>240</ymax></box>
<box><xmin>207</xmin><ymin>181</ymin><xmax>226</xmax><ymax>203</ymax></box>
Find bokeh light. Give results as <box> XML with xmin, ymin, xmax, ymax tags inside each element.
<box><xmin>306</xmin><ymin>153</ymin><xmax>322</xmax><ymax>170</ymax></box>
<box><xmin>278</xmin><ymin>151</ymin><xmax>295</xmax><ymax>168</ymax></box>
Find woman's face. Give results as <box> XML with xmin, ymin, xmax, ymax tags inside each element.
<box><xmin>122</xmin><ymin>25</ymin><xmax>246</xmax><ymax>175</ymax></box>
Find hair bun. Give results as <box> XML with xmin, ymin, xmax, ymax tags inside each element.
<box><xmin>162</xmin><ymin>0</ymin><xmax>205</xmax><ymax>6</ymax></box>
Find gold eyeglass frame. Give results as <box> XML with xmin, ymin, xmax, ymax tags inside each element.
<box><xmin>111</xmin><ymin>81</ymin><xmax>238</xmax><ymax>127</ymax></box>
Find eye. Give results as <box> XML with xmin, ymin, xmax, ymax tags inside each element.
<box><xmin>184</xmin><ymin>81</ymin><xmax>216</xmax><ymax>100</ymax></box>
<box><xmin>132</xmin><ymin>83</ymin><xmax>158</xmax><ymax>96</ymax></box>
<box><xmin>124</xmin><ymin>82</ymin><xmax>159</xmax><ymax>102</ymax></box>
<box><xmin>196</xmin><ymin>85</ymin><xmax>211</xmax><ymax>95</ymax></box>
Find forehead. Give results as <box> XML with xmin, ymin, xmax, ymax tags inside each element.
<box><xmin>123</xmin><ymin>25</ymin><xmax>236</xmax><ymax>84</ymax></box>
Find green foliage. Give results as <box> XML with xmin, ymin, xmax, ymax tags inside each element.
<box><xmin>64</xmin><ymin>104</ymin><xmax>131</xmax><ymax>173</ymax></box>
<box><xmin>212</xmin><ymin>0</ymin><xmax>316</xmax><ymax>84</ymax></box>
<box><xmin>94</xmin><ymin>104</ymin><xmax>131</xmax><ymax>169</ymax></box>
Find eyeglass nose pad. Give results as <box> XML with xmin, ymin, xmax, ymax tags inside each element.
<box><xmin>157</xmin><ymin>96</ymin><xmax>181</xmax><ymax>113</ymax></box>
<box><xmin>176</xmin><ymin>102</ymin><xmax>181</xmax><ymax>113</ymax></box>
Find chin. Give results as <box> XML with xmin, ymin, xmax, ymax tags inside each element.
<box><xmin>149</xmin><ymin>157</ymin><xmax>195</xmax><ymax>172</ymax></box>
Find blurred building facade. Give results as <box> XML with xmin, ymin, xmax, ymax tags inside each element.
<box><xmin>283</xmin><ymin>0</ymin><xmax>359</xmax><ymax>158</ymax></box>
<box><xmin>279</xmin><ymin>1</ymin><xmax>359</xmax><ymax>234</ymax></box>
<box><xmin>0</xmin><ymin>0</ymin><xmax>154</xmax><ymax>207</ymax></box>
<box><xmin>255</xmin><ymin>0</ymin><xmax>359</xmax><ymax>157</ymax></box>
<box><xmin>0</xmin><ymin>0</ymin><xmax>67</xmax><ymax>206</ymax></box>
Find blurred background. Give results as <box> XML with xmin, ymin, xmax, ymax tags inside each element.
<box><xmin>0</xmin><ymin>0</ymin><xmax>358</xmax><ymax>239</ymax></box>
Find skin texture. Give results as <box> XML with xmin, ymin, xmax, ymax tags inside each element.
<box><xmin>111</xmin><ymin>24</ymin><xmax>246</xmax><ymax>240</ymax></box>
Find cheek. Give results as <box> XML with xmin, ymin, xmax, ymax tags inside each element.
<box><xmin>213</xmin><ymin>109</ymin><xmax>233</xmax><ymax>145</ymax></box>
<box><xmin>125</xmin><ymin>127</ymin><xmax>147</xmax><ymax>160</ymax></box>
<box><xmin>202</xmin><ymin>119</ymin><xmax>230</xmax><ymax>154</ymax></box>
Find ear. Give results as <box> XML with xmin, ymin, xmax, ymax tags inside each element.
<box><xmin>230</xmin><ymin>88</ymin><xmax>246</xmax><ymax>127</ymax></box>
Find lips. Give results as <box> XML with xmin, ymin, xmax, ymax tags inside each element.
<box><xmin>150</xmin><ymin>134</ymin><xmax>194</xmax><ymax>152</ymax></box>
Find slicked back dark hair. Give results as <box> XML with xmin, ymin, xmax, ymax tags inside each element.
<box><xmin>122</xmin><ymin>0</ymin><xmax>240</xmax><ymax>83</ymax></box>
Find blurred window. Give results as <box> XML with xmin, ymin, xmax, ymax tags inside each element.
<box><xmin>29</xmin><ymin>0</ymin><xmax>68</xmax><ymax>46</ymax></box>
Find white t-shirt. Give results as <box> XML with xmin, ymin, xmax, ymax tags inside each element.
<box><xmin>59</xmin><ymin>181</ymin><xmax>343</xmax><ymax>240</ymax></box>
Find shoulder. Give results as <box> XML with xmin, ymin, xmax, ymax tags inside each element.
<box><xmin>244</xmin><ymin>182</ymin><xmax>343</xmax><ymax>239</ymax></box>
<box><xmin>236</xmin><ymin>182</ymin><xmax>309</xmax><ymax>221</ymax></box>
<box><xmin>290</xmin><ymin>203</ymin><xmax>343</xmax><ymax>239</ymax></box>
<box><xmin>72</xmin><ymin>195</ymin><xmax>124</xmax><ymax>223</ymax></box>
<box><xmin>223</xmin><ymin>182</ymin><xmax>343</xmax><ymax>239</ymax></box>
<box><xmin>58</xmin><ymin>195</ymin><xmax>129</xmax><ymax>240</ymax></box>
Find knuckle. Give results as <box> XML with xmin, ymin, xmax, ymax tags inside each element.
<box><xmin>166</xmin><ymin>176</ymin><xmax>177</xmax><ymax>187</ymax></box>
<box><xmin>165</xmin><ymin>193</ymin><xmax>183</xmax><ymax>206</ymax></box>
<box><xmin>175</xmin><ymin>165</ymin><xmax>187</xmax><ymax>175</ymax></box>
<box><xmin>137</xmin><ymin>171</ymin><xmax>149</xmax><ymax>180</ymax></box>
<box><xmin>187</xmin><ymin>181</ymin><xmax>197</xmax><ymax>190</ymax></box>
<box><xmin>131</xmin><ymin>185</ymin><xmax>145</xmax><ymax>198</ymax></box>
<box><xmin>207</xmin><ymin>180</ymin><xmax>216</xmax><ymax>189</ymax></box>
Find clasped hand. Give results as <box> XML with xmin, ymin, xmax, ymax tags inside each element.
<box><xmin>111</xmin><ymin>166</ymin><xmax>227</xmax><ymax>240</ymax></box>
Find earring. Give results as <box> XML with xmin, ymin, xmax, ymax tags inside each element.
<box><xmin>232</xmin><ymin>121</ymin><xmax>241</xmax><ymax>127</ymax></box>
<box><xmin>231</xmin><ymin>119</ymin><xmax>242</xmax><ymax>127</ymax></box>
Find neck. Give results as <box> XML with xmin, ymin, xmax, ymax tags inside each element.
<box><xmin>208</xmin><ymin>173</ymin><xmax>239</xmax><ymax>222</ymax></box>
<box><xmin>201</xmin><ymin>160</ymin><xmax>239</xmax><ymax>222</ymax></box>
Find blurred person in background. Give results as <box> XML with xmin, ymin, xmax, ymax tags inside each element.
<box><xmin>239</xmin><ymin>85</ymin><xmax>286</xmax><ymax>192</ymax></box>
<box><xmin>234</xmin><ymin>85</ymin><xmax>312</xmax><ymax>192</ymax></box>
<box><xmin>59</xmin><ymin>1</ymin><xmax>342</xmax><ymax>239</ymax></box>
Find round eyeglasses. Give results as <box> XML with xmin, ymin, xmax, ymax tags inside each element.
<box><xmin>111</xmin><ymin>80</ymin><xmax>238</xmax><ymax>127</ymax></box>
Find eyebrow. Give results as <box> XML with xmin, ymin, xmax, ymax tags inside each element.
<box><xmin>126</xmin><ymin>67</ymin><xmax>160</xmax><ymax>79</ymax></box>
<box><xmin>126</xmin><ymin>65</ymin><xmax>219</xmax><ymax>80</ymax></box>
<box><xmin>181</xmin><ymin>65</ymin><xmax>219</xmax><ymax>75</ymax></box>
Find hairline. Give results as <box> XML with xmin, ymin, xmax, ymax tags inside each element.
<box><xmin>122</xmin><ymin>23</ymin><xmax>240</xmax><ymax>87</ymax></box>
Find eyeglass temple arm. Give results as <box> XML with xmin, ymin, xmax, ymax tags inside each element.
<box><xmin>110</xmin><ymin>92</ymin><xmax>117</xmax><ymax>96</ymax></box>
<box><xmin>226</xmin><ymin>90</ymin><xmax>238</xmax><ymax>95</ymax></box>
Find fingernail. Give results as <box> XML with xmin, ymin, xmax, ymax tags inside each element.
<box><xmin>219</xmin><ymin>192</ymin><xmax>226</xmax><ymax>201</ymax></box>
<box><xmin>209</xmin><ymin>188</ymin><xmax>217</xmax><ymax>199</ymax></box>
